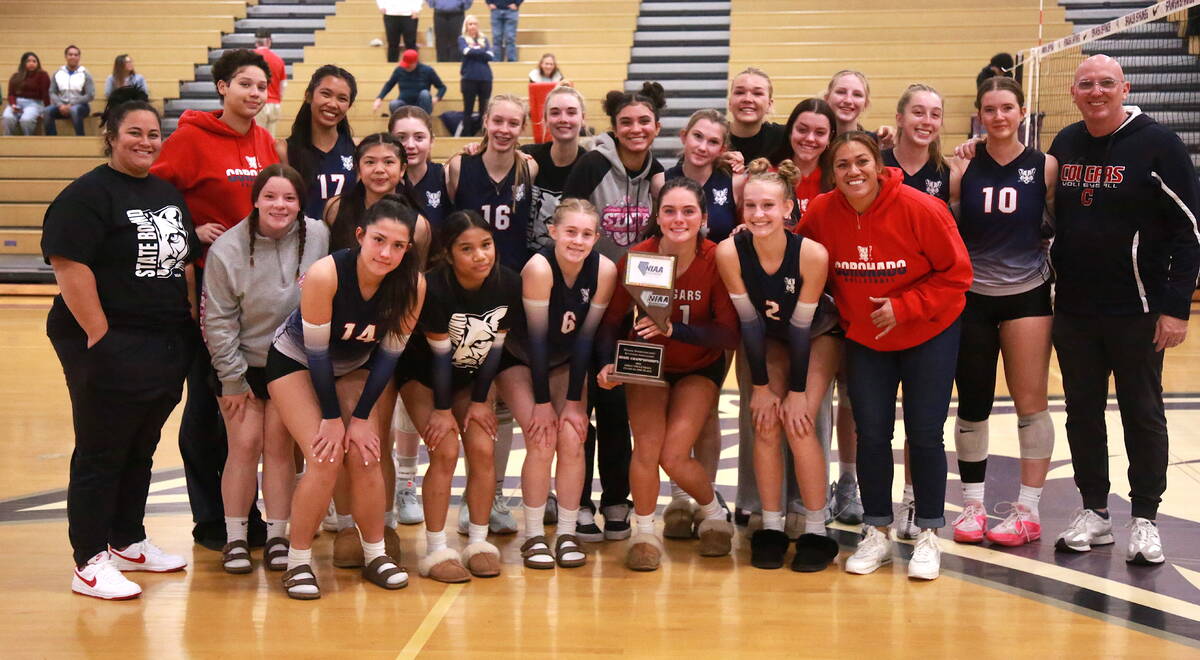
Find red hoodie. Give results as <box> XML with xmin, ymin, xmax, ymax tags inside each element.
<box><xmin>799</xmin><ymin>167</ymin><xmax>971</xmax><ymax>352</ymax></box>
<box><xmin>151</xmin><ymin>109</ymin><xmax>279</xmax><ymax>264</ymax></box>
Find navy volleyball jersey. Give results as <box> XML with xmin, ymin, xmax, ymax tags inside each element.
<box><xmin>274</xmin><ymin>248</ymin><xmax>385</xmax><ymax>374</ymax></box>
<box><xmin>734</xmin><ymin>230</ymin><xmax>804</xmax><ymax>341</ymax></box>
<box><xmin>958</xmin><ymin>144</ymin><xmax>1049</xmax><ymax>295</ymax></box>
<box><xmin>882</xmin><ymin>148</ymin><xmax>950</xmax><ymax>202</ymax></box>
<box><xmin>664</xmin><ymin>165</ymin><xmax>738</xmax><ymax>243</ymax></box>
<box><xmin>455</xmin><ymin>153</ymin><xmax>533</xmax><ymax>270</ymax></box>
<box><xmin>408</xmin><ymin>161</ymin><xmax>450</xmax><ymax>231</ymax></box>
<box><xmin>305</xmin><ymin>131</ymin><xmax>358</xmax><ymax>220</ymax></box>
<box><xmin>509</xmin><ymin>245</ymin><xmax>600</xmax><ymax>368</ymax></box>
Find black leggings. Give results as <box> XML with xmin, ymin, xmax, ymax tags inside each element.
<box><xmin>461</xmin><ymin>79</ymin><xmax>492</xmax><ymax>135</ymax></box>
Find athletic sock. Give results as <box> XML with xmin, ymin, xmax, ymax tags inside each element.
<box><xmin>468</xmin><ymin>522</ymin><xmax>488</xmax><ymax>545</ymax></box>
<box><xmin>838</xmin><ymin>462</ymin><xmax>856</xmax><ymax>482</ymax></box>
<box><xmin>634</xmin><ymin>513</ymin><xmax>656</xmax><ymax>537</ymax></box>
<box><xmin>225</xmin><ymin>516</ymin><xmax>249</xmax><ymax>544</ymax></box>
<box><xmin>286</xmin><ymin>546</ymin><xmax>312</xmax><ymax>572</ymax></box>
<box><xmin>804</xmin><ymin>507</ymin><xmax>827</xmax><ymax>536</ymax></box>
<box><xmin>902</xmin><ymin>484</ymin><xmax>914</xmax><ymax>504</ymax></box>
<box><xmin>523</xmin><ymin>504</ymin><xmax>546</xmax><ymax>539</ymax></box>
<box><xmin>1017</xmin><ymin>485</ymin><xmax>1042</xmax><ymax>519</ymax></box>
<box><xmin>384</xmin><ymin>511</ymin><xmax>398</xmax><ymax>529</ymax></box>
<box><xmin>699</xmin><ymin>495</ymin><xmax>725</xmax><ymax>521</ymax></box>
<box><xmin>396</xmin><ymin>454</ymin><xmax>418</xmax><ymax>485</ymax></box>
<box><xmin>1092</xmin><ymin>509</ymin><xmax>1110</xmax><ymax>520</ymax></box>
<box><xmin>556</xmin><ymin>507</ymin><xmax>579</xmax><ymax>537</ymax></box>
<box><xmin>336</xmin><ymin>513</ymin><xmax>355</xmax><ymax>531</ymax></box>
<box><xmin>962</xmin><ymin>481</ymin><xmax>985</xmax><ymax>505</ymax></box>
<box><xmin>670</xmin><ymin>482</ymin><xmax>689</xmax><ymax>502</ymax></box>
<box><xmin>265</xmin><ymin>518</ymin><xmax>288</xmax><ymax>540</ymax></box>
<box><xmin>425</xmin><ymin>529</ymin><xmax>447</xmax><ymax>553</ymax></box>
<box><xmin>362</xmin><ymin>538</ymin><xmax>387</xmax><ymax>564</ymax></box>
<box><xmin>762</xmin><ymin>510</ymin><xmax>785</xmax><ymax>532</ymax></box>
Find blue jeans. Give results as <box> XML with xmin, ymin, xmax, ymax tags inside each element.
<box><xmin>845</xmin><ymin>319</ymin><xmax>961</xmax><ymax>529</ymax></box>
<box><xmin>389</xmin><ymin>90</ymin><xmax>433</xmax><ymax>116</ymax></box>
<box><xmin>2</xmin><ymin>98</ymin><xmax>45</xmax><ymax>135</ymax></box>
<box><xmin>44</xmin><ymin>102</ymin><xmax>91</xmax><ymax>136</ymax></box>
<box><xmin>490</xmin><ymin>8</ymin><xmax>519</xmax><ymax>62</ymax></box>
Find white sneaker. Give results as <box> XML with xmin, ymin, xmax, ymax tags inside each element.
<box><xmin>845</xmin><ymin>526</ymin><xmax>892</xmax><ymax>574</ymax></box>
<box><xmin>894</xmin><ymin>499</ymin><xmax>919</xmax><ymax>540</ymax></box>
<box><xmin>109</xmin><ymin>538</ymin><xmax>186</xmax><ymax>573</ymax></box>
<box><xmin>395</xmin><ymin>482</ymin><xmax>424</xmax><ymax>525</ymax></box>
<box><xmin>908</xmin><ymin>529</ymin><xmax>942</xmax><ymax>580</ymax></box>
<box><xmin>73</xmin><ymin>551</ymin><xmax>141</xmax><ymax>600</ymax></box>
<box><xmin>321</xmin><ymin>501</ymin><xmax>338</xmax><ymax>533</ymax></box>
<box><xmin>1126</xmin><ymin>517</ymin><xmax>1165</xmax><ymax>565</ymax></box>
<box><xmin>1055</xmin><ymin>509</ymin><xmax>1114</xmax><ymax>553</ymax></box>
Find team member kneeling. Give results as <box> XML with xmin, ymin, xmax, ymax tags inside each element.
<box><xmin>268</xmin><ymin>195</ymin><xmax>425</xmax><ymax>599</ymax></box>
<box><xmin>597</xmin><ymin>178</ymin><xmax>740</xmax><ymax>572</ymax></box>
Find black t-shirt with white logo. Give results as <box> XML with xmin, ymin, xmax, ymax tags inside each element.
<box><xmin>412</xmin><ymin>262</ymin><xmax>522</xmax><ymax>374</ymax></box>
<box><xmin>42</xmin><ymin>164</ymin><xmax>199</xmax><ymax>331</ymax></box>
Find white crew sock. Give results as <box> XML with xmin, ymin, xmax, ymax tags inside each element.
<box><xmin>468</xmin><ymin>522</ymin><xmax>489</xmax><ymax>545</ymax></box>
<box><xmin>699</xmin><ymin>495</ymin><xmax>725</xmax><ymax>521</ymax></box>
<box><xmin>670</xmin><ymin>482</ymin><xmax>689</xmax><ymax>502</ymax></box>
<box><xmin>762</xmin><ymin>510</ymin><xmax>785</xmax><ymax>532</ymax></box>
<box><xmin>384</xmin><ymin>511</ymin><xmax>398</xmax><ymax>529</ymax></box>
<box><xmin>839</xmin><ymin>462</ymin><xmax>856</xmax><ymax>482</ymax></box>
<box><xmin>265</xmin><ymin>518</ymin><xmax>288</xmax><ymax>540</ymax></box>
<box><xmin>962</xmin><ymin>481</ymin><xmax>985</xmax><ymax>505</ymax></box>
<box><xmin>556</xmin><ymin>507</ymin><xmax>579</xmax><ymax>537</ymax></box>
<box><xmin>362</xmin><ymin>538</ymin><xmax>387</xmax><ymax>564</ymax></box>
<box><xmin>1017</xmin><ymin>485</ymin><xmax>1042</xmax><ymax>519</ymax></box>
<box><xmin>284</xmin><ymin>546</ymin><xmax>318</xmax><ymax>595</ymax></box>
<box><xmin>804</xmin><ymin>507</ymin><xmax>827</xmax><ymax>536</ymax></box>
<box><xmin>425</xmin><ymin>529</ymin><xmax>447</xmax><ymax>553</ymax></box>
<box><xmin>224</xmin><ymin>516</ymin><xmax>248</xmax><ymax>544</ymax></box>
<box><xmin>633</xmin><ymin>513</ymin><xmax>656</xmax><ymax>536</ymax></box>
<box><xmin>523</xmin><ymin>503</ymin><xmax>546</xmax><ymax>539</ymax></box>
<box><xmin>336</xmin><ymin>513</ymin><xmax>355</xmax><ymax>531</ymax></box>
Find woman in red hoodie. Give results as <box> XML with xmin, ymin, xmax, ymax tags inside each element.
<box><xmin>150</xmin><ymin>48</ymin><xmax>280</xmax><ymax>550</ymax></box>
<box><xmin>799</xmin><ymin>131</ymin><xmax>971</xmax><ymax>581</ymax></box>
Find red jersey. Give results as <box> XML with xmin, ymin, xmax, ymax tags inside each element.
<box><xmin>798</xmin><ymin>167</ymin><xmax>972</xmax><ymax>351</ymax></box>
<box><xmin>255</xmin><ymin>47</ymin><xmax>286</xmax><ymax>104</ymax></box>
<box><xmin>793</xmin><ymin>166</ymin><xmax>823</xmax><ymax>220</ymax></box>
<box><xmin>604</xmin><ymin>238</ymin><xmax>739</xmax><ymax>372</ymax></box>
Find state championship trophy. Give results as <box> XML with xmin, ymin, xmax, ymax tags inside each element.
<box><xmin>610</xmin><ymin>251</ymin><xmax>676</xmax><ymax>387</ymax></box>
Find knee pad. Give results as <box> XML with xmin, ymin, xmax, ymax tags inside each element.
<box><xmin>1017</xmin><ymin>410</ymin><xmax>1054</xmax><ymax>460</ymax></box>
<box><xmin>393</xmin><ymin>397</ymin><xmax>418</xmax><ymax>435</ymax></box>
<box><xmin>953</xmin><ymin>417</ymin><xmax>990</xmax><ymax>463</ymax></box>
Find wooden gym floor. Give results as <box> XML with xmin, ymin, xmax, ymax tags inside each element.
<box><xmin>2</xmin><ymin>296</ymin><xmax>1200</xmax><ymax>658</ymax></box>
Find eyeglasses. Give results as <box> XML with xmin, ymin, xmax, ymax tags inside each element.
<box><xmin>1074</xmin><ymin>78</ymin><xmax>1122</xmax><ymax>91</ymax></box>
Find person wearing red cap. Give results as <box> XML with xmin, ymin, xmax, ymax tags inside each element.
<box><xmin>372</xmin><ymin>49</ymin><xmax>446</xmax><ymax>116</ymax></box>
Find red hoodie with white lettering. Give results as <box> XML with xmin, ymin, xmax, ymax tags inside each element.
<box><xmin>151</xmin><ymin>109</ymin><xmax>278</xmax><ymax>265</ymax></box>
<box><xmin>799</xmin><ymin>166</ymin><xmax>972</xmax><ymax>352</ymax></box>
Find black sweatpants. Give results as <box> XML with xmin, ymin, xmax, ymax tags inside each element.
<box><xmin>461</xmin><ymin>79</ymin><xmax>491</xmax><ymax>136</ymax></box>
<box><xmin>1052</xmin><ymin>312</ymin><xmax>1168</xmax><ymax>519</ymax></box>
<box><xmin>49</xmin><ymin>323</ymin><xmax>193</xmax><ymax>567</ymax></box>
<box><xmin>434</xmin><ymin>10</ymin><xmax>464</xmax><ymax>61</ymax></box>
<box><xmin>580</xmin><ymin>383</ymin><xmax>632</xmax><ymax>511</ymax></box>
<box><xmin>384</xmin><ymin>15</ymin><xmax>419</xmax><ymax>62</ymax></box>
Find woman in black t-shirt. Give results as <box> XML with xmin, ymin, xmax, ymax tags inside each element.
<box><xmin>397</xmin><ymin>210</ymin><xmax>523</xmax><ymax>583</ymax></box>
<box><xmin>521</xmin><ymin>85</ymin><xmax>588</xmax><ymax>250</ymax></box>
<box><xmin>42</xmin><ymin>91</ymin><xmax>200</xmax><ymax>601</ymax></box>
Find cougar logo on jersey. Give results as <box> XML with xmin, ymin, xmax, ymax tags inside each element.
<box><xmin>128</xmin><ymin>206</ymin><xmax>189</xmax><ymax>278</ymax></box>
<box><xmin>514</xmin><ymin>184</ymin><xmax>525</xmax><ymax>203</ymax></box>
<box><xmin>925</xmin><ymin>180</ymin><xmax>943</xmax><ymax>197</ymax></box>
<box><xmin>341</xmin><ymin>155</ymin><xmax>354</xmax><ymax>171</ymax></box>
<box><xmin>1018</xmin><ymin>167</ymin><xmax>1036</xmax><ymax>185</ymax></box>
<box><xmin>712</xmin><ymin>187</ymin><xmax>729</xmax><ymax>206</ymax></box>
<box><xmin>857</xmin><ymin>245</ymin><xmax>872</xmax><ymax>261</ymax></box>
<box><xmin>784</xmin><ymin>277</ymin><xmax>796</xmax><ymax>294</ymax></box>
<box><xmin>580</xmin><ymin>288</ymin><xmax>590</xmax><ymax>304</ymax></box>
<box><xmin>426</xmin><ymin>190</ymin><xmax>442</xmax><ymax>209</ymax></box>
<box><xmin>448</xmin><ymin>307</ymin><xmax>508</xmax><ymax>369</ymax></box>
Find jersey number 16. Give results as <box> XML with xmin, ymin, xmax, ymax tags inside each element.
<box><xmin>481</xmin><ymin>204</ymin><xmax>512</xmax><ymax>230</ymax></box>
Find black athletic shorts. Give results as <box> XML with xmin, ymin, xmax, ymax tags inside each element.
<box><xmin>963</xmin><ymin>280</ymin><xmax>1052</xmax><ymax>325</ymax></box>
<box><xmin>395</xmin><ymin>343</ymin><xmax>521</xmax><ymax>392</ymax></box>
<box><xmin>264</xmin><ymin>346</ymin><xmax>308</xmax><ymax>384</ymax></box>
<box><xmin>208</xmin><ymin>365</ymin><xmax>271</xmax><ymax>400</ymax></box>
<box><xmin>663</xmin><ymin>354</ymin><xmax>727</xmax><ymax>389</ymax></box>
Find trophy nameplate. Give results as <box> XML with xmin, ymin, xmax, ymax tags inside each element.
<box><xmin>610</xmin><ymin>251</ymin><xmax>676</xmax><ymax>387</ymax></box>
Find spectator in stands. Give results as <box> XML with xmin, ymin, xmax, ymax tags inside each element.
<box><xmin>379</xmin><ymin>0</ymin><xmax>423</xmax><ymax>63</ymax></box>
<box><xmin>528</xmin><ymin>53</ymin><xmax>564</xmax><ymax>84</ymax></box>
<box><xmin>976</xmin><ymin>53</ymin><xmax>1015</xmax><ymax>90</ymax></box>
<box><xmin>3</xmin><ymin>52</ymin><xmax>50</xmax><ymax>136</ymax></box>
<box><xmin>488</xmin><ymin>0</ymin><xmax>522</xmax><ymax>62</ymax></box>
<box><xmin>431</xmin><ymin>0</ymin><xmax>473</xmax><ymax>62</ymax></box>
<box><xmin>105</xmin><ymin>55</ymin><xmax>149</xmax><ymax>98</ymax></box>
<box><xmin>372</xmin><ymin>49</ymin><xmax>446</xmax><ymax>116</ymax></box>
<box><xmin>458</xmin><ymin>15</ymin><xmax>493</xmax><ymax>136</ymax></box>
<box><xmin>150</xmin><ymin>48</ymin><xmax>279</xmax><ymax>551</ymax></box>
<box><xmin>44</xmin><ymin>45</ymin><xmax>95</xmax><ymax>136</ymax></box>
<box><xmin>254</xmin><ymin>30</ymin><xmax>288</xmax><ymax>138</ymax></box>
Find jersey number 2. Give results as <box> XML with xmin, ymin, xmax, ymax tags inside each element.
<box><xmin>481</xmin><ymin>204</ymin><xmax>511</xmax><ymax>230</ymax></box>
<box><xmin>981</xmin><ymin>186</ymin><xmax>1017</xmax><ymax>214</ymax></box>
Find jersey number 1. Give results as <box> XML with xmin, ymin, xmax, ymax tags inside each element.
<box><xmin>481</xmin><ymin>204</ymin><xmax>511</xmax><ymax>230</ymax></box>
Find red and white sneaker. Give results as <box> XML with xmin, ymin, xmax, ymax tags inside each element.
<box><xmin>73</xmin><ymin>551</ymin><xmax>141</xmax><ymax>600</ymax></box>
<box><xmin>986</xmin><ymin>503</ymin><xmax>1041</xmax><ymax>547</ymax></box>
<box><xmin>952</xmin><ymin>502</ymin><xmax>987</xmax><ymax>543</ymax></box>
<box><xmin>109</xmin><ymin>538</ymin><xmax>187</xmax><ymax>573</ymax></box>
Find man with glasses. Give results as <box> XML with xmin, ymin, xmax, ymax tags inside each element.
<box><xmin>1048</xmin><ymin>54</ymin><xmax>1200</xmax><ymax>565</ymax></box>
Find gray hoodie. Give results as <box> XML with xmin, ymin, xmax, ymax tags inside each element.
<box><xmin>562</xmin><ymin>131</ymin><xmax>662</xmax><ymax>261</ymax></box>
<box><xmin>201</xmin><ymin>216</ymin><xmax>330</xmax><ymax>395</ymax></box>
<box><xmin>49</xmin><ymin>65</ymin><xmax>94</xmax><ymax>106</ymax></box>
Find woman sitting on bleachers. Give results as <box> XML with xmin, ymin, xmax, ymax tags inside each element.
<box><xmin>3</xmin><ymin>52</ymin><xmax>51</xmax><ymax>136</ymax></box>
<box><xmin>105</xmin><ymin>54</ymin><xmax>149</xmax><ymax>98</ymax></box>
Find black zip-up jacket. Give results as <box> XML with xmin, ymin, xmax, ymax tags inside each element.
<box><xmin>1049</xmin><ymin>109</ymin><xmax>1200</xmax><ymax>319</ymax></box>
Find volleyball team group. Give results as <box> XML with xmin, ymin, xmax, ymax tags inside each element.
<box><xmin>43</xmin><ymin>47</ymin><xmax>1199</xmax><ymax>601</ymax></box>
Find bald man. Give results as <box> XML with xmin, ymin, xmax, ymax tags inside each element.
<box><xmin>1049</xmin><ymin>54</ymin><xmax>1200</xmax><ymax>565</ymax></box>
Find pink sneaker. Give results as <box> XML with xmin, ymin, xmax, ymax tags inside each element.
<box><xmin>986</xmin><ymin>503</ymin><xmax>1041</xmax><ymax>547</ymax></box>
<box><xmin>952</xmin><ymin>502</ymin><xmax>987</xmax><ymax>543</ymax></box>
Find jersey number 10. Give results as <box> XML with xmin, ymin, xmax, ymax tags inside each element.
<box><xmin>981</xmin><ymin>186</ymin><xmax>1018</xmax><ymax>214</ymax></box>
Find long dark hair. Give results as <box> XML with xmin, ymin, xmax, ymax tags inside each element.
<box><xmin>11</xmin><ymin>52</ymin><xmax>42</xmax><ymax>86</ymax></box>
<box><xmin>644</xmin><ymin>176</ymin><xmax>706</xmax><ymax>241</ymax></box>
<box><xmin>436</xmin><ymin>209</ymin><xmax>494</xmax><ymax>269</ymax></box>
<box><xmin>359</xmin><ymin>194</ymin><xmax>421</xmax><ymax>334</ymax></box>
<box><xmin>769</xmin><ymin>98</ymin><xmax>838</xmax><ymax>191</ymax></box>
<box><xmin>330</xmin><ymin>133</ymin><xmax>421</xmax><ymax>251</ymax></box>
<box><xmin>101</xmin><ymin>87</ymin><xmax>159</xmax><ymax>155</ymax></box>
<box><xmin>111</xmin><ymin>54</ymin><xmax>134</xmax><ymax>89</ymax></box>
<box><xmin>286</xmin><ymin>65</ymin><xmax>358</xmax><ymax>185</ymax></box>
<box><xmin>247</xmin><ymin>164</ymin><xmax>309</xmax><ymax>276</ymax></box>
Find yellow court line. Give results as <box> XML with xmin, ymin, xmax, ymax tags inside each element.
<box><xmin>396</xmin><ymin>583</ymin><xmax>465</xmax><ymax>660</ymax></box>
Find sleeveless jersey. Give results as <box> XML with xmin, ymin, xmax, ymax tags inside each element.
<box><xmin>273</xmin><ymin>247</ymin><xmax>384</xmax><ymax>375</ymax></box>
<box><xmin>883</xmin><ymin>148</ymin><xmax>950</xmax><ymax>202</ymax></box>
<box><xmin>305</xmin><ymin>131</ymin><xmax>358</xmax><ymax>221</ymax></box>
<box><xmin>455</xmin><ymin>153</ymin><xmax>533</xmax><ymax>270</ymax></box>
<box><xmin>958</xmin><ymin>144</ymin><xmax>1050</xmax><ymax>295</ymax></box>
<box><xmin>664</xmin><ymin>165</ymin><xmax>738</xmax><ymax>244</ymax></box>
<box><xmin>734</xmin><ymin>230</ymin><xmax>804</xmax><ymax>341</ymax></box>
<box><xmin>508</xmin><ymin>245</ymin><xmax>600</xmax><ymax>368</ymax></box>
<box><xmin>408</xmin><ymin>162</ymin><xmax>450</xmax><ymax>231</ymax></box>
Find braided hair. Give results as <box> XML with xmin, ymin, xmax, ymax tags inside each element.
<box><xmin>246</xmin><ymin>164</ymin><xmax>309</xmax><ymax>277</ymax></box>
